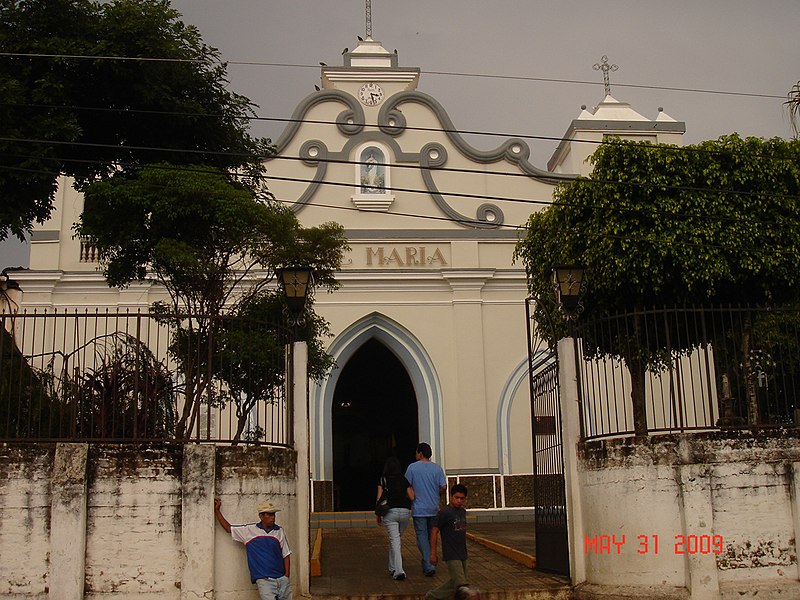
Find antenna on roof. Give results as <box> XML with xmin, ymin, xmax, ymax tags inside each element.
<box><xmin>593</xmin><ymin>55</ymin><xmax>618</xmax><ymax>96</ymax></box>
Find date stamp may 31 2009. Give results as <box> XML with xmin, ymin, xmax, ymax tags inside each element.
<box><xmin>584</xmin><ymin>534</ymin><xmax>724</xmax><ymax>555</ymax></box>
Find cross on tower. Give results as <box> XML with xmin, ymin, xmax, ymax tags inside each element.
<box><xmin>593</xmin><ymin>55</ymin><xmax>618</xmax><ymax>96</ymax></box>
<box><xmin>366</xmin><ymin>0</ymin><xmax>372</xmax><ymax>39</ymax></box>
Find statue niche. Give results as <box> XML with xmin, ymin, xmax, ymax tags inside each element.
<box><xmin>360</xmin><ymin>146</ymin><xmax>386</xmax><ymax>194</ymax></box>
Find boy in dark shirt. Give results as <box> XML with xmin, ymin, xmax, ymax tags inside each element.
<box><xmin>426</xmin><ymin>484</ymin><xmax>468</xmax><ymax>600</ymax></box>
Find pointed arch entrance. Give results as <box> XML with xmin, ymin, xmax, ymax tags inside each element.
<box><xmin>311</xmin><ymin>313</ymin><xmax>444</xmax><ymax>510</ymax></box>
<box><xmin>332</xmin><ymin>338</ymin><xmax>418</xmax><ymax>510</ymax></box>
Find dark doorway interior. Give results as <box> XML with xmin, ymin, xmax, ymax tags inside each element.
<box><xmin>332</xmin><ymin>338</ymin><xmax>419</xmax><ymax>511</ymax></box>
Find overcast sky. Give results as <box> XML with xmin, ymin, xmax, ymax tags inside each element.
<box><xmin>3</xmin><ymin>0</ymin><xmax>799</xmax><ymax>268</ymax></box>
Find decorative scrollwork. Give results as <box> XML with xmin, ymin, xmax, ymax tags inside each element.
<box><xmin>299</xmin><ymin>140</ymin><xmax>329</xmax><ymax>165</ymax></box>
<box><xmin>379</xmin><ymin>108</ymin><xmax>407</xmax><ymax>137</ymax></box>
<box><xmin>336</xmin><ymin>110</ymin><xmax>365</xmax><ymax>136</ymax></box>
<box><xmin>419</xmin><ymin>143</ymin><xmax>504</xmax><ymax>228</ymax></box>
<box><xmin>421</xmin><ymin>143</ymin><xmax>448</xmax><ymax>168</ymax></box>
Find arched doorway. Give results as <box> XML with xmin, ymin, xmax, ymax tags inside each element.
<box><xmin>332</xmin><ymin>338</ymin><xmax>419</xmax><ymax>511</ymax></box>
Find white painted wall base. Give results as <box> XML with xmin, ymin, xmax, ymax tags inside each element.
<box><xmin>558</xmin><ymin>340</ymin><xmax>800</xmax><ymax>599</ymax></box>
<box><xmin>0</xmin><ymin>443</ymin><xmax>298</xmax><ymax>600</ymax></box>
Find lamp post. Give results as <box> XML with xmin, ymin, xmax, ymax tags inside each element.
<box><xmin>277</xmin><ymin>265</ymin><xmax>314</xmax><ymax>596</ymax></box>
<box><xmin>552</xmin><ymin>266</ymin><xmax>585</xmax><ymax>440</ymax></box>
<box><xmin>277</xmin><ymin>266</ymin><xmax>315</xmax><ymax>326</ymax></box>
<box><xmin>551</xmin><ymin>266</ymin><xmax>584</xmax><ymax>321</ymax></box>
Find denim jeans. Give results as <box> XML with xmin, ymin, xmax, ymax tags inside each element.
<box><xmin>383</xmin><ymin>507</ymin><xmax>411</xmax><ymax>576</ymax></box>
<box><xmin>255</xmin><ymin>575</ymin><xmax>292</xmax><ymax>600</ymax></box>
<box><xmin>412</xmin><ymin>515</ymin><xmax>438</xmax><ymax>574</ymax></box>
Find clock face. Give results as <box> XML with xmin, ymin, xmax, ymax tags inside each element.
<box><xmin>358</xmin><ymin>83</ymin><xmax>384</xmax><ymax>106</ymax></box>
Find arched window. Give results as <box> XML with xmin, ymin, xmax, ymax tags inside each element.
<box><xmin>352</xmin><ymin>142</ymin><xmax>394</xmax><ymax>211</ymax></box>
<box><xmin>360</xmin><ymin>146</ymin><xmax>386</xmax><ymax>193</ymax></box>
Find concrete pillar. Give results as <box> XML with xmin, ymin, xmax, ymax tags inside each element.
<box><xmin>443</xmin><ymin>270</ymin><xmax>492</xmax><ymax>468</ymax></box>
<box><xmin>557</xmin><ymin>337</ymin><xmax>587</xmax><ymax>585</ymax></box>
<box><xmin>788</xmin><ymin>461</ymin><xmax>800</xmax><ymax>580</ymax></box>
<box><xmin>49</xmin><ymin>443</ymin><xmax>88</xmax><ymax>600</ymax></box>
<box><xmin>181</xmin><ymin>444</ymin><xmax>216</xmax><ymax>600</ymax></box>
<box><xmin>676</xmin><ymin>463</ymin><xmax>721</xmax><ymax>600</ymax></box>
<box><xmin>292</xmin><ymin>341</ymin><xmax>311</xmax><ymax>597</ymax></box>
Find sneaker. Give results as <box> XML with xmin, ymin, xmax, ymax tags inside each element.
<box><xmin>393</xmin><ymin>573</ymin><xmax>406</xmax><ymax>581</ymax></box>
<box><xmin>424</xmin><ymin>570</ymin><xmax>436</xmax><ymax>577</ymax></box>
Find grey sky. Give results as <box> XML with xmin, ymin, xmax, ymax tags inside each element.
<box><xmin>169</xmin><ymin>0</ymin><xmax>799</xmax><ymax>163</ymax></box>
<box><xmin>3</xmin><ymin>0</ymin><xmax>799</xmax><ymax>269</ymax></box>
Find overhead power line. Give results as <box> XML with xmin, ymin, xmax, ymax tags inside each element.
<box><xmin>2</xmin><ymin>161</ymin><xmax>797</xmax><ymax>258</ymax></box>
<box><xmin>1</xmin><ymin>148</ymin><xmax>798</xmax><ymax>233</ymax></box>
<box><xmin>1</xmin><ymin>102</ymin><xmax>797</xmax><ymax>166</ymax></box>
<box><xmin>0</xmin><ymin>52</ymin><xmax>787</xmax><ymax>101</ymax></box>
<box><xmin>3</xmin><ymin>136</ymin><xmax>800</xmax><ymax>207</ymax></box>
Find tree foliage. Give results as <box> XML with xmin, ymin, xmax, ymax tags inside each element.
<box><xmin>516</xmin><ymin>135</ymin><xmax>800</xmax><ymax>326</ymax></box>
<box><xmin>515</xmin><ymin>135</ymin><xmax>800</xmax><ymax>433</ymax></box>
<box><xmin>204</xmin><ymin>291</ymin><xmax>335</xmax><ymax>443</ymax></box>
<box><xmin>77</xmin><ymin>164</ymin><xmax>349</xmax><ymax>439</ymax></box>
<box><xmin>0</xmin><ymin>0</ymin><xmax>271</xmax><ymax>241</ymax></box>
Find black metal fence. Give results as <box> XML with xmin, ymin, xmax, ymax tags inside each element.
<box><xmin>575</xmin><ymin>305</ymin><xmax>800</xmax><ymax>440</ymax></box>
<box><xmin>0</xmin><ymin>309</ymin><xmax>294</xmax><ymax>445</ymax></box>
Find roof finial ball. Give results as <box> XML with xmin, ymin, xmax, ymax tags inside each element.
<box><xmin>658</xmin><ymin>107</ymin><xmax>664</xmax><ymax>112</ymax></box>
<box><xmin>581</xmin><ymin>105</ymin><xmax>587</xmax><ymax>110</ymax></box>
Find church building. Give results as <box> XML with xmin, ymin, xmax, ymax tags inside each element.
<box><xmin>11</xmin><ymin>30</ymin><xmax>684</xmax><ymax>512</ymax></box>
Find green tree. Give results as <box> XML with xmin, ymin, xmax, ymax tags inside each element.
<box><xmin>515</xmin><ymin>135</ymin><xmax>800</xmax><ymax>434</ymax></box>
<box><xmin>77</xmin><ymin>164</ymin><xmax>348</xmax><ymax>439</ymax></box>
<box><xmin>0</xmin><ymin>0</ymin><xmax>270</xmax><ymax>241</ymax></box>
<box><xmin>214</xmin><ymin>291</ymin><xmax>336</xmax><ymax>443</ymax></box>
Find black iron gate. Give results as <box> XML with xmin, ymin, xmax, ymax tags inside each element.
<box><xmin>526</xmin><ymin>298</ymin><xmax>570</xmax><ymax>577</ymax></box>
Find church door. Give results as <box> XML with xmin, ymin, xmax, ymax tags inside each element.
<box><xmin>332</xmin><ymin>338</ymin><xmax>419</xmax><ymax>511</ymax></box>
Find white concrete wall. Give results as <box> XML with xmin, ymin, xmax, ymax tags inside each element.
<box><xmin>0</xmin><ymin>445</ymin><xmax>52</xmax><ymax>599</ymax></box>
<box><xmin>0</xmin><ymin>443</ymin><xmax>298</xmax><ymax>600</ymax></box>
<box><xmin>558</xmin><ymin>339</ymin><xmax>800</xmax><ymax>599</ymax></box>
<box><xmin>572</xmin><ymin>434</ymin><xmax>800</xmax><ymax>599</ymax></box>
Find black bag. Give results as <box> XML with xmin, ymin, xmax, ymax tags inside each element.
<box><xmin>375</xmin><ymin>477</ymin><xmax>389</xmax><ymax>517</ymax></box>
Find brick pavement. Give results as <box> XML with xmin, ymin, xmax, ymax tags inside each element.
<box><xmin>310</xmin><ymin>521</ymin><xmax>571</xmax><ymax>600</ymax></box>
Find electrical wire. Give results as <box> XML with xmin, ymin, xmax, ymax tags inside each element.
<box><xmin>1</xmin><ymin>150</ymin><xmax>798</xmax><ymax>240</ymax></box>
<box><xmin>0</xmin><ymin>52</ymin><xmax>786</xmax><ymax>101</ymax></box>
<box><xmin>2</xmin><ymin>136</ymin><xmax>799</xmax><ymax>208</ymax></box>
<box><xmin>3</xmin><ymin>161</ymin><xmax>796</xmax><ymax>259</ymax></box>
<box><xmin>1</xmin><ymin>99</ymin><xmax>795</xmax><ymax>165</ymax></box>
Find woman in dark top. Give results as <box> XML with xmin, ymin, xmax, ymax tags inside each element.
<box><xmin>376</xmin><ymin>456</ymin><xmax>415</xmax><ymax>580</ymax></box>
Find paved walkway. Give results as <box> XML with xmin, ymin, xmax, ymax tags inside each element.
<box><xmin>310</xmin><ymin>518</ymin><xmax>570</xmax><ymax>600</ymax></box>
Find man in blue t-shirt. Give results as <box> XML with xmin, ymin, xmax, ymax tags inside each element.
<box><xmin>405</xmin><ymin>442</ymin><xmax>447</xmax><ymax>576</ymax></box>
<box><xmin>214</xmin><ymin>498</ymin><xmax>293</xmax><ymax>600</ymax></box>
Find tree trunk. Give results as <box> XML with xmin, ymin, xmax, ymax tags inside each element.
<box><xmin>742</xmin><ymin>319</ymin><xmax>760</xmax><ymax>428</ymax></box>
<box><xmin>627</xmin><ymin>356</ymin><xmax>648</xmax><ymax>436</ymax></box>
<box><xmin>627</xmin><ymin>310</ymin><xmax>648</xmax><ymax>437</ymax></box>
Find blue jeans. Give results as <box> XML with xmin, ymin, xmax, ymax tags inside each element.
<box><xmin>383</xmin><ymin>507</ymin><xmax>411</xmax><ymax>576</ymax></box>
<box><xmin>412</xmin><ymin>515</ymin><xmax>438</xmax><ymax>574</ymax></box>
<box><xmin>256</xmin><ymin>575</ymin><xmax>292</xmax><ymax>600</ymax></box>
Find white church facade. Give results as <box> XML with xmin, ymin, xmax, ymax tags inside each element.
<box><xmin>9</xmin><ymin>35</ymin><xmax>684</xmax><ymax>511</ymax></box>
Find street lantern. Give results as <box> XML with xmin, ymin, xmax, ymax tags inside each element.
<box><xmin>551</xmin><ymin>266</ymin><xmax>584</xmax><ymax>320</ymax></box>
<box><xmin>277</xmin><ymin>266</ymin><xmax>314</xmax><ymax>321</ymax></box>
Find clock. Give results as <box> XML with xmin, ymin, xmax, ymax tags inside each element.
<box><xmin>358</xmin><ymin>82</ymin><xmax>385</xmax><ymax>106</ymax></box>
